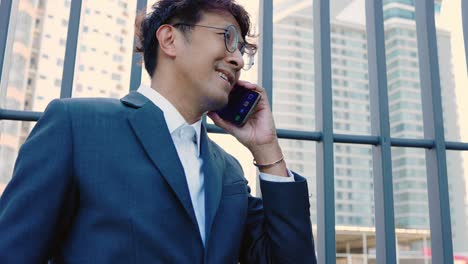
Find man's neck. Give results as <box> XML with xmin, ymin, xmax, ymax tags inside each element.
<box><xmin>150</xmin><ymin>78</ymin><xmax>203</xmax><ymax>125</ymax></box>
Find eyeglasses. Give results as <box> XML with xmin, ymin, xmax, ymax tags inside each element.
<box><xmin>172</xmin><ymin>23</ymin><xmax>256</xmax><ymax>70</ymax></box>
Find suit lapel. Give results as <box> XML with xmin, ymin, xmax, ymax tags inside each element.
<box><xmin>200</xmin><ymin>125</ymin><xmax>224</xmax><ymax>242</ymax></box>
<box><xmin>122</xmin><ymin>92</ymin><xmax>198</xmax><ymax>229</ymax></box>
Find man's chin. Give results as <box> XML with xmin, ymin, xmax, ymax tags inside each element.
<box><xmin>206</xmin><ymin>97</ymin><xmax>229</xmax><ymax>112</ymax></box>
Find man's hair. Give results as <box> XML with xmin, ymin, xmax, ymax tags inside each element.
<box><xmin>135</xmin><ymin>0</ymin><xmax>257</xmax><ymax>77</ymax></box>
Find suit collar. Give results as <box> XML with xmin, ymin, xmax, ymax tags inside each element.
<box><xmin>122</xmin><ymin>92</ymin><xmax>225</xmax><ymax>246</ymax></box>
<box><xmin>137</xmin><ymin>84</ymin><xmax>187</xmax><ymax>133</ymax></box>
<box><xmin>127</xmin><ymin>88</ymin><xmax>203</xmax><ymax>156</ymax></box>
<box><xmin>124</xmin><ymin>93</ymin><xmax>200</xmax><ymax>236</ymax></box>
<box><xmin>121</xmin><ymin>91</ymin><xmax>149</xmax><ymax>108</ymax></box>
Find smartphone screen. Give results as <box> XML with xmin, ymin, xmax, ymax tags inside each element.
<box><xmin>216</xmin><ymin>85</ymin><xmax>261</xmax><ymax>127</ymax></box>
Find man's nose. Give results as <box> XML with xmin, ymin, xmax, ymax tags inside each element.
<box><xmin>226</xmin><ymin>49</ymin><xmax>244</xmax><ymax>71</ymax></box>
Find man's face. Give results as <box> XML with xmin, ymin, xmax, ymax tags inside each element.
<box><xmin>174</xmin><ymin>11</ymin><xmax>245</xmax><ymax>112</ymax></box>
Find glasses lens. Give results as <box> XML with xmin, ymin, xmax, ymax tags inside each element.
<box><xmin>225</xmin><ymin>25</ymin><xmax>238</xmax><ymax>53</ymax></box>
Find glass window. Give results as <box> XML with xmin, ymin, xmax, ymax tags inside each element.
<box><xmin>272</xmin><ymin>0</ymin><xmax>315</xmax><ymax>132</ymax></box>
<box><xmin>446</xmin><ymin>151</ymin><xmax>468</xmax><ymax>254</ymax></box>
<box><xmin>384</xmin><ymin>10</ymin><xmax>424</xmax><ymax>139</ymax></box>
<box><xmin>0</xmin><ymin>145</ymin><xmax>18</xmax><ymax>188</ymax></box>
<box><xmin>383</xmin><ymin>8</ymin><xmax>415</xmax><ymax>20</ymax></box>
<box><xmin>0</xmin><ymin>119</ymin><xmax>37</xmax><ymax>193</ymax></box>
<box><xmin>330</xmin><ymin>0</ymin><xmax>371</xmax><ymax>136</ymax></box>
<box><xmin>392</xmin><ymin>147</ymin><xmax>431</xmax><ymax>263</ymax></box>
<box><xmin>383</xmin><ymin>0</ymin><xmax>415</xmax><ymax>5</ymax></box>
<box><xmin>335</xmin><ymin>143</ymin><xmax>374</xmax><ymax>262</ymax></box>
<box><xmin>72</xmin><ymin>1</ymin><xmax>137</xmax><ymax>98</ymax></box>
<box><xmin>15</xmin><ymin>11</ymin><xmax>33</xmax><ymax>46</ymax></box>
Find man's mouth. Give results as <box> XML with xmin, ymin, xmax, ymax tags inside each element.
<box><xmin>216</xmin><ymin>70</ymin><xmax>234</xmax><ymax>86</ymax></box>
<box><xmin>218</xmin><ymin>71</ymin><xmax>229</xmax><ymax>82</ymax></box>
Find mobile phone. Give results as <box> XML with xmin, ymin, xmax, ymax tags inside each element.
<box><xmin>216</xmin><ymin>85</ymin><xmax>261</xmax><ymax>127</ymax></box>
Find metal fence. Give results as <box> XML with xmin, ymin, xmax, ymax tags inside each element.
<box><xmin>1</xmin><ymin>0</ymin><xmax>468</xmax><ymax>263</ymax></box>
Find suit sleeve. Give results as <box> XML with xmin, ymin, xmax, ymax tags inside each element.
<box><xmin>239</xmin><ymin>173</ymin><xmax>317</xmax><ymax>264</ymax></box>
<box><xmin>0</xmin><ymin>99</ymin><xmax>76</xmax><ymax>263</ymax></box>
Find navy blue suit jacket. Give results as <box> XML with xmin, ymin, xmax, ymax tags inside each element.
<box><xmin>0</xmin><ymin>92</ymin><xmax>316</xmax><ymax>263</ymax></box>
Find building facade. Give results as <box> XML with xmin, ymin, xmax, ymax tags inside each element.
<box><xmin>0</xmin><ymin>0</ymin><xmax>135</xmax><ymax>186</ymax></box>
<box><xmin>272</xmin><ymin>0</ymin><xmax>467</xmax><ymax>260</ymax></box>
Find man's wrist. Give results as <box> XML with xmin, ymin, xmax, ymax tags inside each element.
<box><xmin>253</xmin><ymin>155</ymin><xmax>284</xmax><ymax>169</ymax></box>
<box><xmin>249</xmin><ymin>141</ymin><xmax>289</xmax><ymax>177</ymax></box>
<box><xmin>249</xmin><ymin>140</ymin><xmax>282</xmax><ymax>162</ymax></box>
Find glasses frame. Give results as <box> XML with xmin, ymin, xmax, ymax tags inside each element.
<box><xmin>172</xmin><ymin>23</ymin><xmax>255</xmax><ymax>70</ymax></box>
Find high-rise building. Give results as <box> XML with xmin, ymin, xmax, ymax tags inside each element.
<box><xmin>0</xmin><ymin>0</ymin><xmax>135</xmax><ymax>185</ymax></box>
<box><xmin>272</xmin><ymin>0</ymin><xmax>467</xmax><ymax>259</ymax></box>
<box><xmin>0</xmin><ymin>0</ymin><xmax>37</xmax><ymax>188</ymax></box>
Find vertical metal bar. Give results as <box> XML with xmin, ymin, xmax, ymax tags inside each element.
<box><xmin>0</xmin><ymin>0</ymin><xmax>13</xmax><ymax>84</ymax></box>
<box><xmin>259</xmin><ymin>0</ymin><xmax>273</xmax><ymax>107</ymax></box>
<box><xmin>314</xmin><ymin>0</ymin><xmax>335</xmax><ymax>263</ymax></box>
<box><xmin>129</xmin><ymin>0</ymin><xmax>147</xmax><ymax>91</ymax></box>
<box><xmin>363</xmin><ymin>233</ymin><xmax>368</xmax><ymax>264</ymax></box>
<box><xmin>365</xmin><ymin>0</ymin><xmax>397</xmax><ymax>263</ymax></box>
<box><xmin>60</xmin><ymin>0</ymin><xmax>82</xmax><ymax>98</ymax></box>
<box><xmin>415</xmin><ymin>1</ymin><xmax>453</xmax><ymax>264</ymax></box>
<box><xmin>463</xmin><ymin>0</ymin><xmax>468</xmax><ymax>74</ymax></box>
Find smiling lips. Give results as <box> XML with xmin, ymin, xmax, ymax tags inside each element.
<box><xmin>216</xmin><ymin>69</ymin><xmax>234</xmax><ymax>87</ymax></box>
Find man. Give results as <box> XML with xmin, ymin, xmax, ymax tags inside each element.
<box><xmin>0</xmin><ymin>0</ymin><xmax>317</xmax><ymax>263</ymax></box>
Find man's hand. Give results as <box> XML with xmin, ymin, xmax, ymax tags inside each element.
<box><xmin>207</xmin><ymin>80</ymin><xmax>288</xmax><ymax>177</ymax></box>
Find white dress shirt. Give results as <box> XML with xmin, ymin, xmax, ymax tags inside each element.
<box><xmin>137</xmin><ymin>84</ymin><xmax>294</xmax><ymax>244</ymax></box>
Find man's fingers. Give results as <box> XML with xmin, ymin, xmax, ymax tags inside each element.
<box><xmin>207</xmin><ymin>112</ymin><xmax>238</xmax><ymax>134</ymax></box>
<box><xmin>236</xmin><ymin>80</ymin><xmax>255</xmax><ymax>88</ymax></box>
<box><xmin>236</xmin><ymin>80</ymin><xmax>266</xmax><ymax>94</ymax></box>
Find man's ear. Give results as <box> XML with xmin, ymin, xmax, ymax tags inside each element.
<box><xmin>156</xmin><ymin>25</ymin><xmax>177</xmax><ymax>57</ymax></box>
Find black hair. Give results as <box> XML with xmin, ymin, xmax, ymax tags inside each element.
<box><xmin>134</xmin><ymin>0</ymin><xmax>257</xmax><ymax>77</ymax></box>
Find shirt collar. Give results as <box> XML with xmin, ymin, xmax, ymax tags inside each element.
<box><xmin>137</xmin><ymin>84</ymin><xmax>202</xmax><ymax>156</ymax></box>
